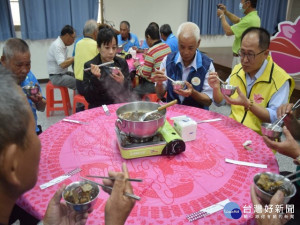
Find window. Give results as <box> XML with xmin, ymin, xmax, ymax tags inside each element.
<box><xmin>97</xmin><ymin>0</ymin><xmax>103</xmax><ymax>23</ymax></box>
<box><xmin>10</xmin><ymin>0</ymin><xmax>21</xmax><ymax>26</ymax></box>
<box><xmin>9</xmin><ymin>0</ymin><xmax>102</xmax><ymax>27</ymax></box>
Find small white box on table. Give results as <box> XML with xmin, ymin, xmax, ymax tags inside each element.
<box><xmin>172</xmin><ymin>116</ymin><xmax>197</xmax><ymax>142</ymax></box>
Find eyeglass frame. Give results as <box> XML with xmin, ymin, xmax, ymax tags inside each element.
<box><xmin>238</xmin><ymin>49</ymin><xmax>267</xmax><ymax>62</ymax></box>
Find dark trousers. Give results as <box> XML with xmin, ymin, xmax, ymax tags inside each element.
<box><xmin>133</xmin><ymin>78</ymin><xmax>155</xmax><ymax>99</ymax></box>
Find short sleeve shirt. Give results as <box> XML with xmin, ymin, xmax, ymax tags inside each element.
<box><xmin>47</xmin><ymin>36</ymin><xmax>68</xmax><ymax>74</ymax></box>
<box><xmin>231</xmin><ymin>11</ymin><xmax>261</xmax><ymax>54</ymax></box>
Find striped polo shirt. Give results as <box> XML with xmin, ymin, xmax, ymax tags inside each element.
<box><xmin>137</xmin><ymin>41</ymin><xmax>171</xmax><ymax>81</ymax></box>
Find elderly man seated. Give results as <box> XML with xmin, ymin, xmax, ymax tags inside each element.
<box><xmin>160</xmin><ymin>24</ymin><xmax>178</xmax><ymax>52</ymax></box>
<box><xmin>47</xmin><ymin>25</ymin><xmax>76</xmax><ymax>90</ymax></box>
<box><xmin>1</xmin><ymin>38</ymin><xmax>46</xmax><ymax>135</ymax></box>
<box><xmin>117</xmin><ymin>21</ymin><xmax>140</xmax><ymax>52</ymax></box>
<box><xmin>0</xmin><ymin>67</ymin><xmax>136</xmax><ymax>225</ymax></box>
<box><xmin>208</xmin><ymin>27</ymin><xmax>294</xmax><ymax>134</ymax></box>
<box><xmin>74</xmin><ymin>19</ymin><xmax>99</xmax><ymax>95</ymax></box>
<box><xmin>152</xmin><ymin>22</ymin><xmax>214</xmax><ymax>109</ymax></box>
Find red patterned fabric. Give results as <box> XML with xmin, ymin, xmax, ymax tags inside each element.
<box><xmin>17</xmin><ymin>104</ymin><xmax>278</xmax><ymax>224</ymax></box>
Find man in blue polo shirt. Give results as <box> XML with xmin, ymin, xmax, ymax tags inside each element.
<box><xmin>160</xmin><ymin>24</ymin><xmax>178</xmax><ymax>52</ymax></box>
<box><xmin>117</xmin><ymin>21</ymin><xmax>140</xmax><ymax>52</ymax></box>
<box><xmin>1</xmin><ymin>38</ymin><xmax>46</xmax><ymax>135</ymax></box>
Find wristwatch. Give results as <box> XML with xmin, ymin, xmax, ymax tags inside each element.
<box><xmin>293</xmin><ymin>155</ymin><xmax>300</xmax><ymax>165</ymax></box>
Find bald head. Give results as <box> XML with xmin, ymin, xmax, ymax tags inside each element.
<box><xmin>177</xmin><ymin>22</ymin><xmax>201</xmax><ymax>42</ymax></box>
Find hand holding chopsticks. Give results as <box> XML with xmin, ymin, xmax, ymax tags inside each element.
<box><xmin>82</xmin><ymin>163</ymin><xmax>141</xmax><ymax>204</ymax></box>
<box><xmin>271</xmin><ymin>99</ymin><xmax>300</xmax><ymax>130</ymax></box>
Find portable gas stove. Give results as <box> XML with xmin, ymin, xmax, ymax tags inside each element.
<box><xmin>116</xmin><ymin>121</ymin><xmax>186</xmax><ymax>159</ymax></box>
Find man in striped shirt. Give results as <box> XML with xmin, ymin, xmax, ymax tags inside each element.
<box><xmin>133</xmin><ymin>25</ymin><xmax>171</xmax><ymax>99</ymax></box>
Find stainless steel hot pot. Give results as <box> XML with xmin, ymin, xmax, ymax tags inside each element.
<box><xmin>115</xmin><ymin>101</ymin><xmax>166</xmax><ymax>138</ymax></box>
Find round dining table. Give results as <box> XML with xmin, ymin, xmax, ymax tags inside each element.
<box><xmin>17</xmin><ymin>103</ymin><xmax>279</xmax><ymax>225</ymax></box>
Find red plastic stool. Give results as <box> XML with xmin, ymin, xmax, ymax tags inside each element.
<box><xmin>72</xmin><ymin>94</ymin><xmax>89</xmax><ymax>114</ymax></box>
<box><xmin>142</xmin><ymin>93</ymin><xmax>161</xmax><ymax>102</ymax></box>
<box><xmin>46</xmin><ymin>81</ymin><xmax>71</xmax><ymax>117</ymax></box>
<box><xmin>142</xmin><ymin>92</ymin><xmax>167</xmax><ymax>102</ymax></box>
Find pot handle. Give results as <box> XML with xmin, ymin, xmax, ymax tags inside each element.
<box><xmin>158</xmin><ymin>99</ymin><xmax>177</xmax><ymax>111</ymax></box>
<box><xmin>115</xmin><ymin>119</ymin><xmax>126</xmax><ymax>129</ymax></box>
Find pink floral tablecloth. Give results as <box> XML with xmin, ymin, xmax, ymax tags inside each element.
<box><xmin>17</xmin><ymin>104</ymin><xmax>278</xmax><ymax>225</ymax></box>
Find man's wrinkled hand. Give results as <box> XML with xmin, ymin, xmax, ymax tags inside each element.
<box><xmin>151</xmin><ymin>68</ymin><xmax>167</xmax><ymax>85</ymax></box>
<box><xmin>174</xmin><ymin>81</ymin><xmax>193</xmax><ymax>97</ymax></box>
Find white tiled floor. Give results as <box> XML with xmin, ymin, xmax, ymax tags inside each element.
<box><xmin>37</xmin><ymin>82</ymin><xmax>296</xmax><ymax>173</ymax></box>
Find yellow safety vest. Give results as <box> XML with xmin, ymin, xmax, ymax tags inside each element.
<box><xmin>229</xmin><ymin>56</ymin><xmax>295</xmax><ymax>134</ymax></box>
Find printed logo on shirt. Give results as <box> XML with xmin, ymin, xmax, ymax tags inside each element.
<box><xmin>191</xmin><ymin>77</ymin><xmax>201</xmax><ymax>86</ymax></box>
<box><xmin>254</xmin><ymin>94</ymin><xmax>264</xmax><ymax>104</ymax></box>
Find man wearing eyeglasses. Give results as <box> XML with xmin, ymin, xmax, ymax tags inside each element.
<box><xmin>217</xmin><ymin>0</ymin><xmax>260</xmax><ymax>68</ymax></box>
<box><xmin>208</xmin><ymin>27</ymin><xmax>295</xmax><ymax>134</ymax></box>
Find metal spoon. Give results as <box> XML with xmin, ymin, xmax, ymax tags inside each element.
<box><xmin>216</xmin><ymin>76</ymin><xmax>228</xmax><ymax>85</ymax></box>
<box><xmin>208</xmin><ymin>69</ymin><xmax>228</xmax><ymax>85</ymax></box>
<box><xmin>139</xmin><ymin>99</ymin><xmax>178</xmax><ymax>121</ymax></box>
<box><xmin>154</xmin><ymin>68</ymin><xmax>176</xmax><ymax>83</ymax></box>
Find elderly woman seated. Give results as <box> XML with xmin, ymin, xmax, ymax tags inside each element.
<box><xmin>82</xmin><ymin>27</ymin><xmax>133</xmax><ymax>109</ymax></box>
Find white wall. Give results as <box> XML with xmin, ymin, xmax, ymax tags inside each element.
<box><xmin>0</xmin><ymin>31</ymin><xmax>74</xmax><ymax>80</ymax></box>
<box><xmin>102</xmin><ymin>0</ymin><xmax>188</xmax><ymax>40</ymax></box>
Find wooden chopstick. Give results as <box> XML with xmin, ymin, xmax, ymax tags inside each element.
<box><xmin>86</xmin><ymin>175</ymin><xmax>143</xmax><ymax>182</ymax></box>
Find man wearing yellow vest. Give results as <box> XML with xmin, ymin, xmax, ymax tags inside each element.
<box><xmin>208</xmin><ymin>27</ymin><xmax>295</xmax><ymax>135</ymax></box>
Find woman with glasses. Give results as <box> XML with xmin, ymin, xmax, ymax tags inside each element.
<box><xmin>208</xmin><ymin>27</ymin><xmax>295</xmax><ymax>135</ymax></box>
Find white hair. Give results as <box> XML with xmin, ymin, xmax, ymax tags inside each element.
<box><xmin>2</xmin><ymin>38</ymin><xmax>29</xmax><ymax>62</ymax></box>
<box><xmin>177</xmin><ymin>22</ymin><xmax>201</xmax><ymax>42</ymax></box>
<box><xmin>83</xmin><ymin>19</ymin><xmax>98</xmax><ymax>36</ymax></box>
